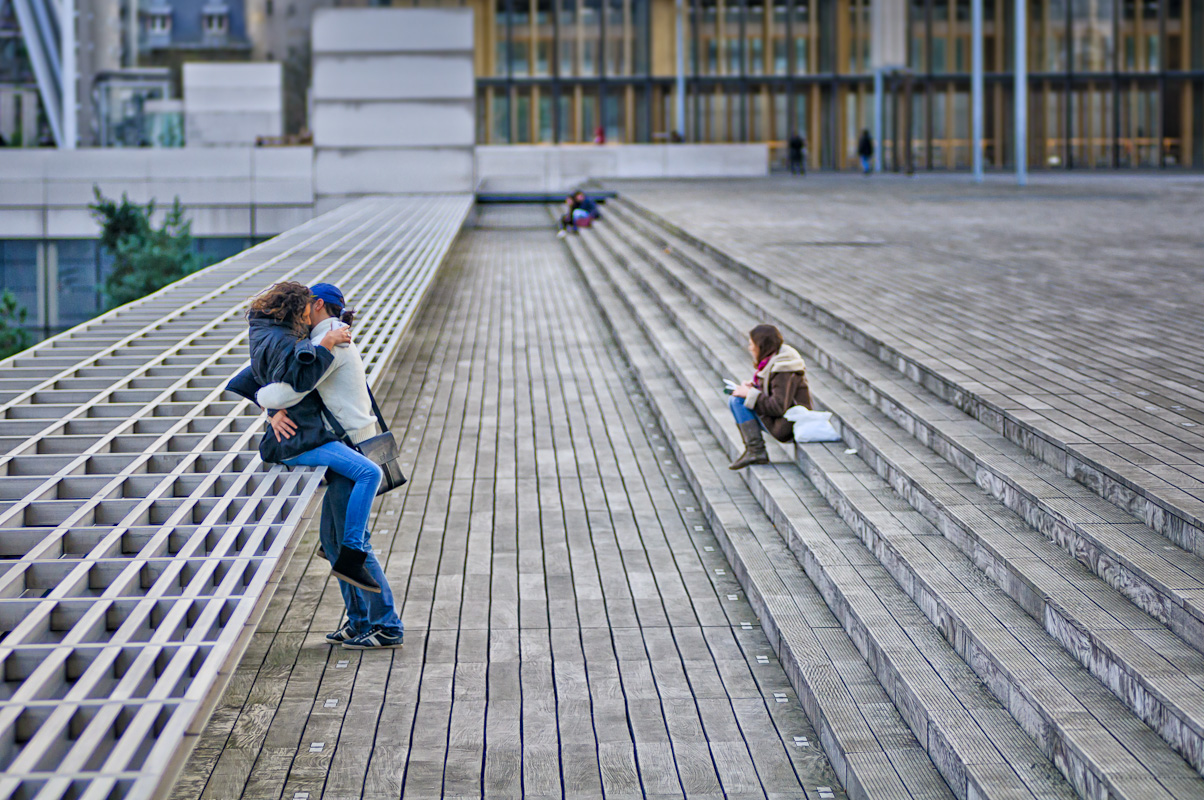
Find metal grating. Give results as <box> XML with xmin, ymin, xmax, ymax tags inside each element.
<box><xmin>0</xmin><ymin>195</ymin><xmax>472</xmax><ymax>800</ymax></box>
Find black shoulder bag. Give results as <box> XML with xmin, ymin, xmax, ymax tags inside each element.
<box><xmin>320</xmin><ymin>387</ymin><xmax>407</xmax><ymax>495</ymax></box>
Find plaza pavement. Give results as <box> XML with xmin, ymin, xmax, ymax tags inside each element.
<box><xmin>172</xmin><ymin>176</ymin><xmax>1204</xmax><ymax>800</ymax></box>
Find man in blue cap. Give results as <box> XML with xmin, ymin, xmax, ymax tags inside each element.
<box><xmin>229</xmin><ymin>282</ymin><xmax>404</xmax><ymax>650</ymax></box>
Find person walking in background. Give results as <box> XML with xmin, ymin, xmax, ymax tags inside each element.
<box><xmin>788</xmin><ymin>132</ymin><xmax>806</xmax><ymax>175</ymax></box>
<box><xmin>728</xmin><ymin>324</ymin><xmax>813</xmax><ymax>470</ymax></box>
<box><xmin>257</xmin><ymin>283</ymin><xmax>404</xmax><ymax>651</ymax></box>
<box><xmin>858</xmin><ymin>129</ymin><xmax>874</xmax><ymax>174</ymax></box>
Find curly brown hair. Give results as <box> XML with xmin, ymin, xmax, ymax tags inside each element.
<box><xmin>248</xmin><ymin>281</ymin><xmax>312</xmax><ymax>331</ymax></box>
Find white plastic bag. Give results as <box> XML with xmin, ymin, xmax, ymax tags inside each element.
<box><xmin>784</xmin><ymin>406</ymin><xmax>842</xmax><ymax>443</ymax></box>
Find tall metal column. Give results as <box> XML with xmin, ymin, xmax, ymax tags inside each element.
<box><xmin>1015</xmin><ymin>0</ymin><xmax>1027</xmax><ymax>184</ymax></box>
<box><xmin>60</xmin><ymin>0</ymin><xmax>76</xmax><ymax>148</ymax></box>
<box><xmin>873</xmin><ymin>68</ymin><xmax>884</xmax><ymax>172</ymax></box>
<box><xmin>127</xmin><ymin>0</ymin><xmax>138</xmax><ymax>67</ymax></box>
<box><xmin>676</xmin><ymin>0</ymin><xmax>686</xmax><ymax>139</ymax></box>
<box><xmin>971</xmin><ymin>0</ymin><xmax>983</xmax><ymax>180</ymax></box>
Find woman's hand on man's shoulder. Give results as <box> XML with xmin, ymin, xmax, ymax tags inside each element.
<box><xmin>320</xmin><ymin>327</ymin><xmax>352</xmax><ymax>351</ymax></box>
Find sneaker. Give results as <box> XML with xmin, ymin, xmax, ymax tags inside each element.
<box><xmin>556</xmin><ymin>230</ymin><xmax>567</xmax><ymax>239</ymax></box>
<box><xmin>331</xmin><ymin>547</ymin><xmax>381</xmax><ymax>593</ymax></box>
<box><xmin>342</xmin><ymin>628</ymin><xmax>404</xmax><ymax>650</ymax></box>
<box><xmin>325</xmin><ymin>623</ymin><xmax>358</xmax><ymax>644</ymax></box>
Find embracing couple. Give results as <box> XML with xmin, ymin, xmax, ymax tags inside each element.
<box><xmin>227</xmin><ymin>281</ymin><xmax>404</xmax><ymax>651</ymax></box>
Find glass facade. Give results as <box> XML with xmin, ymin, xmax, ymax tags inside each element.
<box><xmin>473</xmin><ymin>0</ymin><xmax>1204</xmax><ymax>168</ymax></box>
<box><xmin>0</xmin><ymin>237</ymin><xmax>259</xmax><ymax>340</ymax></box>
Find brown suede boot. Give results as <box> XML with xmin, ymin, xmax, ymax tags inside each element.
<box><xmin>729</xmin><ymin>420</ymin><xmax>769</xmax><ymax>470</ymax></box>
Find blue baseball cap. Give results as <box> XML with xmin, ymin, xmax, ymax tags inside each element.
<box><xmin>309</xmin><ymin>283</ymin><xmax>344</xmax><ymax>311</ymax></box>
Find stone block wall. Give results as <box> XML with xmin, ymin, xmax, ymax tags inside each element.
<box><xmin>311</xmin><ymin>8</ymin><xmax>476</xmax><ymax>207</ymax></box>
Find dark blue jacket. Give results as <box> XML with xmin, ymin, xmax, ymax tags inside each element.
<box><xmin>235</xmin><ymin>312</ymin><xmax>338</xmax><ymax>463</ymax></box>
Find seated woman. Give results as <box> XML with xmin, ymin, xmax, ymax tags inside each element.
<box><xmin>728</xmin><ymin>324</ymin><xmax>812</xmax><ymax>470</ymax></box>
<box><xmin>246</xmin><ymin>281</ymin><xmax>383</xmax><ymax>595</ymax></box>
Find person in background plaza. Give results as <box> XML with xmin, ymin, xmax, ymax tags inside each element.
<box><xmin>244</xmin><ymin>282</ymin><xmax>385</xmax><ymax>597</ymax></box>
<box><xmin>575</xmin><ymin>190</ymin><xmax>602</xmax><ymax>222</ymax></box>
<box><xmin>257</xmin><ymin>283</ymin><xmax>404</xmax><ymax>650</ymax></box>
<box><xmin>858</xmin><ymin>129</ymin><xmax>874</xmax><ymax>174</ymax></box>
<box><xmin>728</xmin><ymin>324</ymin><xmax>812</xmax><ymax>470</ymax></box>
<box><xmin>558</xmin><ymin>193</ymin><xmax>582</xmax><ymax>238</ymax></box>
<box><xmin>558</xmin><ymin>190</ymin><xmax>600</xmax><ymax>238</ymax></box>
<box><xmin>788</xmin><ymin>132</ymin><xmax>806</xmax><ymax>175</ymax></box>
<box><xmin>594</xmin><ymin>124</ymin><xmax>607</xmax><ymax>144</ymax></box>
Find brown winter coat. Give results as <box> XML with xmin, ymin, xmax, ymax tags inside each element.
<box><xmin>742</xmin><ymin>345</ymin><xmax>812</xmax><ymax>442</ymax></box>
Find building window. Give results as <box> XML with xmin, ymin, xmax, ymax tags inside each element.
<box><xmin>202</xmin><ymin>6</ymin><xmax>229</xmax><ymax>39</ymax></box>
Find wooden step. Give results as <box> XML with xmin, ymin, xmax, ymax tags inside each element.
<box><xmin>573</xmin><ymin>213</ymin><xmax>1204</xmax><ymax>799</ymax></box>
<box><xmin>597</xmin><ymin>205</ymin><xmax>1204</xmax><ymax>777</ymax></box>
<box><xmin>566</xmin><ymin>225</ymin><xmax>1079</xmax><ymax>800</ymax></box>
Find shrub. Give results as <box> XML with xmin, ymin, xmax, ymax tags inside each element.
<box><xmin>0</xmin><ymin>290</ymin><xmax>32</xmax><ymax>359</ymax></box>
<box><xmin>90</xmin><ymin>188</ymin><xmax>200</xmax><ymax>309</ymax></box>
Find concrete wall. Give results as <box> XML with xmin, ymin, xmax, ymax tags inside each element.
<box><xmin>311</xmin><ymin>8</ymin><xmax>475</xmax><ymax>207</ymax></box>
<box><xmin>183</xmin><ymin>63</ymin><xmax>284</xmax><ymax>147</ymax></box>
<box><xmin>475</xmin><ymin>144</ymin><xmax>769</xmax><ymax>192</ymax></box>
<box><xmin>0</xmin><ymin>147</ymin><xmax>313</xmax><ymax>238</ymax></box>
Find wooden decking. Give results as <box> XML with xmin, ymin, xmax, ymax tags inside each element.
<box><xmin>171</xmin><ymin>205</ymin><xmax>844</xmax><ymax>800</ymax></box>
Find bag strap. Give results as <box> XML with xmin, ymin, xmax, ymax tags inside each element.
<box><xmin>367</xmin><ymin>384</ymin><xmax>389</xmax><ymax>433</ymax></box>
<box><xmin>318</xmin><ymin>400</ymin><xmax>350</xmax><ymax>441</ymax></box>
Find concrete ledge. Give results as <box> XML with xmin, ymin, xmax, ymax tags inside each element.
<box><xmin>0</xmin><ymin>148</ymin><xmax>314</xmax><ymax>237</ymax></box>
<box><xmin>313</xmin><ymin>148</ymin><xmax>475</xmax><ymax>195</ymax></box>
<box><xmin>476</xmin><ymin>144</ymin><xmax>769</xmax><ymax>192</ymax></box>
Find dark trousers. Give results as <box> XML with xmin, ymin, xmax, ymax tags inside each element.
<box><xmin>320</xmin><ymin>473</ymin><xmax>403</xmax><ymax>636</ymax></box>
<box><xmin>789</xmin><ymin>153</ymin><xmax>804</xmax><ymax>174</ymax></box>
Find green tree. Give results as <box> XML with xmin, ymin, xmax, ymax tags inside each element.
<box><xmin>0</xmin><ymin>290</ymin><xmax>32</xmax><ymax>359</ymax></box>
<box><xmin>90</xmin><ymin>188</ymin><xmax>200</xmax><ymax>309</ymax></box>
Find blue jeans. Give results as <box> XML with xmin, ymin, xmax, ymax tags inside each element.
<box><xmin>284</xmin><ymin>440</ymin><xmax>381</xmax><ymax>552</ymax></box>
<box><xmin>321</xmin><ymin>473</ymin><xmax>403</xmax><ymax>637</ymax></box>
<box><xmin>729</xmin><ymin>394</ymin><xmax>764</xmax><ymax>426</ymax></box>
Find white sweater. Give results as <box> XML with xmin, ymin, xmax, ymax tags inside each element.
<box><xmin>256</xmin><ymin>317</ymin><xmax>379</xmax><ymax>443</ymax></box>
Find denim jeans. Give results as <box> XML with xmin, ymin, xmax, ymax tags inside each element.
<box><xmin>284</xmin><ymin>440</ymin><xmax>381</xmax><ymax>552</ymax></box>
<box><xmin>320</xmin><ymin>473</ymin><xmax>403</xmax><ymax>637</ymax></box>
<box><xmin>729</xmin><ymin>394</ymin><xmax>762</xmax><ymax>425</ymax></box>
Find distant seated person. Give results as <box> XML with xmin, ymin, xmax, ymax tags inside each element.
<box><xmin>728</xmin><ymin>324</ymin><xmax>812</xmax><ymax>470</ymax></box>
<box><xmin>557</xmin><ymin>190</ymin><xmax>601</xmax><ymax>238</ymax></box>
<box><xmin>575</xmin><ymin>190</ymin><xmax>601</xmax><ymax>222</ymax></box>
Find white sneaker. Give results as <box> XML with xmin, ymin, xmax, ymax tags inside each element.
<box><xmin>556</xmin><ymin>230</ymin><xmax>567</xmax><ymax>239</ymax></box>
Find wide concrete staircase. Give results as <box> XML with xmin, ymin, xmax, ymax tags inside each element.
<box><xmin>560</xmin><ymin>199</ymin><xmax>1204</xmax><ymax>800</ymax></box>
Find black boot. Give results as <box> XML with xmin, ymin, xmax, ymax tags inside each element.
<box><xmin>331</xmin><ymin>547</ymin><xmax>381</xmax><ymax>593</ymax></box>
<box><xmin>729</xmin><ymin>420</ymin><xmax>770</xmax><ymax>470</ymax></box>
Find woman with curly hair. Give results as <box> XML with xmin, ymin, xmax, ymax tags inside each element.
<box><xmin>244</xmin><ymin>281</ymin><xmax>384</xmax><ymax>594</ymax></box>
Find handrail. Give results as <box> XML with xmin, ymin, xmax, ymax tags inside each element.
<box><xmin>0</xmin><ymin>194</ymin><xmax>472</xmax><ymax>800</ymax></box>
